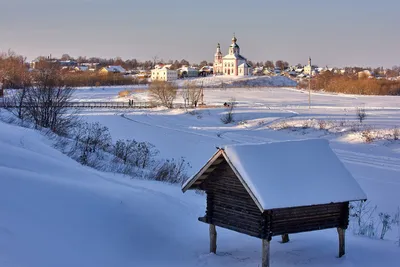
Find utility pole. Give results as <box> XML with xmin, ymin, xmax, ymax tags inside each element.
<box><xmin>308</xmin><ymin>56</ymin><xmax>311</xmax><ymax>109</ymax></box>
<box><xmin>200</xmin><ymin>81</ymin><xmax>204</xmax><ymax>105</ymax></box>
<box><xmin>309</xmin><ymin>75</ymin><xmax>311</xmax><ymax>109</ymax></box>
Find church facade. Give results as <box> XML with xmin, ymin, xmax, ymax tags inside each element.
<box><xmin>213</xmin><ymin>35</ymin><xmax>252</xmax><ymax>76</ymax></box>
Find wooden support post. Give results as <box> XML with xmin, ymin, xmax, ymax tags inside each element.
<box><xmin>281</xmin><ymin>234</ymin><xmax>290</xmax><ymax>243</ymax></box>
<box><xmin>262</xmin><ymin>239</ymin><xmax>270</xmax><ymax>267</ymax></box>
<box><xmin>209</xmin><ymin>224</ymin><xmax>217</xmax><ymax>254</ymax></box>
<box><xmin>337</xmin><ymin>227</ymin><xmax>345</xmax><ymax>257</ymax></box>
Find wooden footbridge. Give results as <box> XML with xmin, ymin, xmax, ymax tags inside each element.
<box><xmin>0</xmin><ymin>101</ymin><xmax>156</xmax><ymax>109</ymax></box>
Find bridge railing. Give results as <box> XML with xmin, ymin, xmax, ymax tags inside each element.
<box><xmin>0</xmin><ymin>101</ymin><xmax>156</xmax><ymax>109</ymax></box>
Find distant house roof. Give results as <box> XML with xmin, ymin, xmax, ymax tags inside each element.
<box><xmin>75</xmin><ymin>66</ymin><xmax>89</xmax><ymax>71</ymax></box>
<box><xmin>182</xmin><ymin>139</ymin><xmax>367</xmax><ymax>211</ymax></box>
<box><xmin>104</xmin><ymin>66</ymin><xmax>126</xmax><ymax>73</ymax></box>
<box><xmin>238</xmin><ymin>63</ymin><xmax>251</xmax><ymax>68</ymax></box>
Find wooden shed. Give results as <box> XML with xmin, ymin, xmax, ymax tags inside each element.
<box><xmin>182</xmin><ymin>139</ymin><xmax>367</xmax><ymax>267</ymax></box>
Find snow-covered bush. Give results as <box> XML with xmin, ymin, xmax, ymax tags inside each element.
<box><xmin>220</xmin><ymin>98</ymin><xmax>236</xmax><ymax>124</ymax></box>
<box><xmin>350</xmin><ymin>201</ymin><xmax>378</xmax><ymax>237</ymax></box>
<box><xmin>318</xmin><ymin>120</ymin><xmax>327</xmax><ymax>130</ymax></box>
<box><xmin>378</xmin><ymin>212</ymin><xmax>395</xmax><ymax>240</ymax></box>
<box><xmin>113</xmin><ymin>139</ymin><xmax>158</xmax><ymax>169</ymax></box>
<box><xmin>153</xmin><ymin>157</ymin><xmax>191</xmax><ymax>184</ymax></box>
<box><xmin>69</xmin><ymin>122</ymin><xmax>112</xmax><ymax>166</ymax></box>
<box><xmin>393</xmin><ymin>127</ymin><xmax>399</xmax><ymax>141</ymax></box>
<box><xmin>361</xmin><ymin>127</ymin><xmax>375</xmax><ymax>143</ymax></box>
<box><xmin>394</xmin><ymin>207</ymin><xmax>400</xmax><ymax>246</ymax></box>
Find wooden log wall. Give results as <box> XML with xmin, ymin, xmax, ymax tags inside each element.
<box><xmin>203</xmin><ymin>161</ymin><xmax>263</xmax><ymax>238</ymax></box>
<box><xmin>267</xmin><ymin>202</ymin><xmax>349</xmax><ymax>237</ymax></box>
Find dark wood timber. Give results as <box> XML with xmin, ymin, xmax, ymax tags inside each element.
<box><xmin>337</xmin><ymin>228</ymin><xmax>345</xmax><ymax>257</ymax></box>
<box><xmin>281</xmin><ymin>234</ymin><xmax>290</xmax><ymax>243</ymax></box>
<box><xmin>202</xmin><ymin>161</ymin><xmax>263</xmax><ymax>238</ymax></box>
<box><xmin>210</xmin><ymin>224</ymin><xmax>217</xmax><ymax>254</ymax></box>
<box><xmin>262</xmin><ymin>239</ymin><xmax>270</xmax><ymax>267</ymax></box>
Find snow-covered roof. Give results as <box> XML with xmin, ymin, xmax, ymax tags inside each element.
<box><xmin>182</xmin><ymin>139</ymin><xmax>367</xmax><ymax>211</ymax></box>
<box><xmin>223</xmin><ymin>54</ymin><xmax>247</xmax><ymax>61</ymax></box>
<box><xmin>104</xmin><ymin>66</ymin><xmax>126</xmax><ymax>73</ymax></box>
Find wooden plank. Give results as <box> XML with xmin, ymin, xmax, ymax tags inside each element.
<box><xmin>210</xmin><ymin>224</ymin><xmax>217</xmax><ymax>254</ymax></box>
<box><xmin>262</xmin><ymin>239</ymin><xmax>270</xmax><ymax>267</ymax></box>
<box><xmin>337</xmin><ymin>228</ymin><xmax>345</xmax><ymax>257</ymax></box>
<box><xmin>281</xmin><ymin>234</ymin><xmax>289</xmax><ymax>243</ymax></box>
<box><xmin>211</xmin><ymin>219</ymin><xmax>261</xmax><ymax>238</ymax></box>
<box><xmin>221</xmin><ymin>151</ymin><xmax>264</xmax><ymax>212</ymax></box>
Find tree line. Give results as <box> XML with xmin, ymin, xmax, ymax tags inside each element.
<box><xmin>300</xmin><ymin>71</ymin><xmax>400</xmax><ymax>95</ymax></box>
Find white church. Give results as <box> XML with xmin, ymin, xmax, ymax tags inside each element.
<box><xmin>213</xmin><ymin>35</ymin><xmax>252</xmax><ymax>76</ymax></box>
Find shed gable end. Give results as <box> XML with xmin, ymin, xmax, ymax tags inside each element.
<box><xmin>202</xmin><ymin>160</ymin><xmax>263</xmax><ymax>238</ymax></box>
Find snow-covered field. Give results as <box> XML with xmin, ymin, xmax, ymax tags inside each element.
<box><xmin>1</xmin><ymin>86</ymin><xmax>400</xmax><ymax>266</ymax></box>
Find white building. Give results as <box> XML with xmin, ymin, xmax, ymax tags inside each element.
<box><xmin>151</xmin><ymin>67</ymin><xmax>178</xmax><ymax>82</ymax></box>
<box><xmin>213</xmin><ymin>35</ymin><xmax>252</xmax><ymax>76</ymax></box>
<box><xmin>178</xmin><ymin>66</ymin><xmax>199</xmax><ymax>78</ymax></box>
<box><xmin>303</xmin><ymin>57</ymin><xmax>313</xmax><ymax>75</ymax></box>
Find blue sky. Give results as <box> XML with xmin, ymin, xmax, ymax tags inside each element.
<box><xmin>0</xmin><ymin>0</ymin><xmax>399</xmax><ymax>67</ymax></box>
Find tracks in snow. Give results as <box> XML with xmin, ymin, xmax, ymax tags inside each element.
<box><xmin>118</xmin><ymin>112</ymin><xmax>400</xmax><ymax>173</ymax></box>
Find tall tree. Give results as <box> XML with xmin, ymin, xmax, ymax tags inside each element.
<box><xmin>264</xmin><ymin>60</ymin><xmax>274</xmax><ymax>69</ymax></box>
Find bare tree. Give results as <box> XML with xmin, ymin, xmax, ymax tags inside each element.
<box><xmin>149</xmin><ymin>81</ymin><xmax>177</xmax><ymax>108</ymax></box>
<box><xmin>22</xmin><ymin>65</ymin><xmax>77</xmax><ymax>135</ymax></box>
<box><xmin>264</xmin><ymin>60</ymin><xmax>274</xmax><ymax>69</ymax></box>
<box><xmin>181</xmin><ymin>81</ymin><xmax>202</xmax><ymax>109</ymax></box>
<box><xmin>275</xmin><ymin>60</ymin><xmax>285</xmax><ymax>70</ymax></box>
<box><xmin>356</xmin><ymin>107</ymin><xmax>367</xmax><ymax>123</ymax></box>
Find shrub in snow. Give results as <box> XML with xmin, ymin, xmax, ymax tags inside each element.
<box><xmin>350</xmin><ymin>201</ymin><xmax>378</xmax><ymax>237</ymax></box>
<box><xmin>153</xmin><ymin>157</ymin><xmax>191</xmax><ymax>184</ymax></box>
<box><xmin>220</xmin><ymin>98</ymin><xmax>236</xmax><ymax>124</ymax></box>
<box><xmin>378</xmin><ymin>212</ymin><xmax>395</xmax><ymax>240</ymax></box>
<box><xmin>118</xmin><ymin>90</ymin><xmax>131</xmax><ymax>98</ymax></box>
<box><xmin>393</xmin><ymin>127</ymin><xmax>399</xmax><ymax>141</ymax></box>
<box><xmin>70</xmin><ymin>122</ymin><xmax>112</xmax><ymax>166</ymax></box>
<box><xmin>318</xmin><ymin>120</ymin><xmax>327</xmax><ymax>130</ymax></box>
<box><xmin>361</xmin><ymin>127</ymin><xmax>375</xmax><ymax>143</ymax></box>
<box><xmin>301</xmin><ymin>120</ymin><xmax>311</xmax><ymax>129</ymax></box>
<box><xmin>394</xmin><ymin>207</ymin><xmax>400</xmax><ymax>246</ymax></box>
<box><xmin>356</xmin><ymin>107</ymin><xmax>367</xmax><ymax>123</ymax></box>
<box><xmin>113</xmin><ymin>139</ymin><xmax>159</xmax><ymax>169</ymax></box>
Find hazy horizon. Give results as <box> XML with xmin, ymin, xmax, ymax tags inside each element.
<box><xmin>1</xmin><ymin>0</ymin><xmax>399</xmax><ymax>68</ymax></box>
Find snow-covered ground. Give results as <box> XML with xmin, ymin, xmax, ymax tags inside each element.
<box><xmin>1</xmin><ymin>86</ymin><xmax>400</xmax><ymax>266</ymax></box>
<box><xmin>71</xmin><ymin>76</ymin><xmax>297</xmax><ymax>102</ymax></box>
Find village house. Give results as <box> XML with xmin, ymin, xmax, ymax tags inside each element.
<box><xmin>177</xmin><ymin>66</ymin><xmax>199</xmax><ymax>78</ymax></box>
<box><xmin>151</xmin><ymin>67</ymin><xmax>178</xmax><ymax>82</ymax></box>
<box><xmin>99</xmin><ymin>65</ymin><xmax>126</xmax><ymax>75</ymax></box>
<box><xmin>213</xmin><ymin>35</ymin><xmax>252</xmax><ymax>76</ymax></box>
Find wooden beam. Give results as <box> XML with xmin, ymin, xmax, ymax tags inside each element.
<box><xmin>262</xmin><ymin>239</ymin><xmax>270</xmax><ymax>267</ymax></box>
<box><xmin>337</xmin><ymin>227</ymin><xmax>345</xmax><ymax>257</ymax></box>
<box><xmin>210</xmin><ymin>224</ymin><xmax>217</xmax><ymax>254</ymax></box>
<box><xmin>281</xmin><ymin>234</ymin><xmax>289</xmax><ymax>243</ymax></box>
